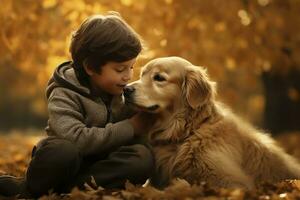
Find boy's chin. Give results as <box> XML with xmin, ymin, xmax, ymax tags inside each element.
<box><xmin>111</xmin><ymin>89</ymin><xmax>124</xmax><ymax>96</ymax></box>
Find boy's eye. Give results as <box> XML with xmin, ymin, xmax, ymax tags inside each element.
<box><xmin>153</xmin><ymin>74</ymin><xmax>166</xmax><ymax>82</ymax></box>
<box><xmin>115</xmin><ymin>67</ymin><xmax>125</xmax><ymax>72</ymax></box>
<box><xmin>115</xmin><ymin>66</ymin><xmax>134</xmax><ymax>72</ymax></box>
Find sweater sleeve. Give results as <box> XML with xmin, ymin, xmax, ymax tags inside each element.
<box><xmin>47</xmin><ymin>89</ymin><xmax>135</xmax><ymax>156</ymax></box>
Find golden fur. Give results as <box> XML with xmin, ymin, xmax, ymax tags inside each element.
<box><xmin>126</xmin><ymin>56</ymin><xmax>300</xmax><ymax>189</ymax></box>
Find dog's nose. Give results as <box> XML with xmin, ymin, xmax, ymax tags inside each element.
<box><xmin>123</xmin><ymin>86</ymin><xmax>135</xmax><ymax>97</ymax></box>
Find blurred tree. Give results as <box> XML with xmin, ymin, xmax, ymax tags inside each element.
<box><xmin>262</xmin><ymin>69</ymin><xmax>300</xmax><ymax>134</ymax></box>
<box><xmin>0</xmin><ymin>0</ymin><xmax>299</xmax><ymax>133</ymax></box>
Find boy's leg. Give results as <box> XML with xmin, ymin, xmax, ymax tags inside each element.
<box><xmin>26</xmin><ymin>136</ymin><xmax>82</xmax><ymax>196</ymax></box>
<box><xmin>0</xmin><ymin>136</ymin><xmax>82</xmax><ymax>198</ymax></box>
<box><xmin>73</xmin><ymin>144</ymin><xmax>154</xmax><ymax>189</ymax></box>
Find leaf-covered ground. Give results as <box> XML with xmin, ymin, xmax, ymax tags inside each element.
<box><xmin>1</xmin><ymin>131</ymin><xmax>300</xmax><ymax>200</ymax></box>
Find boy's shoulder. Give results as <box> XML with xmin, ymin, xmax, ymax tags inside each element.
<box><xmin>47</xmin><ymin>85</ymin><xmax>79</xmax><ymax>100</ymax></box>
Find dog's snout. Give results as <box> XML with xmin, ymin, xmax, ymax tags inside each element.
<box><xmin>123</xmin><ymin>86</ymin><xmax>135</xmax><ymax>97</ymax></box>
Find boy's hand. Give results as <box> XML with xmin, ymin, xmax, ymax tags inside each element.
<box><xmin>128</xmin><ymin>112</ymin><xmax>156</xmax><ymax>136</ymax></box>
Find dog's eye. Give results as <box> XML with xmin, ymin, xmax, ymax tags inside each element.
<box><xmin>153</xmin><ymin>74</ymin><xmax>166</xmax><ymax>82</ymax></box>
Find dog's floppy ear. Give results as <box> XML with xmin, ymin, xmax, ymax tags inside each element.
<box><xmin>184</xmin><ymin>65</ymin><xmax>216</xmax><ymax>109</ymax></box>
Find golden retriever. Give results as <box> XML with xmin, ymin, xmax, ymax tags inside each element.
<box><xmin>124</xmin><ymin>56</ymin><xmax>300</xmax><ymax>189</ymax></box>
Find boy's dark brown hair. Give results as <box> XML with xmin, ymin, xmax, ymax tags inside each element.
<box><xmin>69</xmin><ymin>12</ymin><xmax>142</xmax><ymax>85</ymax></box>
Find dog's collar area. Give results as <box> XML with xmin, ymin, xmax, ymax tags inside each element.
<box><xmin>150</xmin><ymin>138</ymin><xmax>186</xmax><ymax>146</ymax></box>
<box><xmin>150</xmin><ymin>115</ymin><xmax>211</xmax><ymax>146</ymax></box>
<box><xmin>149</xmin><ymin>128</ymin><xmax>192</xmax><ymax>146</ymax></box>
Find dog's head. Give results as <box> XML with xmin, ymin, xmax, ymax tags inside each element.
<box><xmin>124</xmin><ymin>56</ymin><xmax>216</xmax><ymax>114</ymax></box>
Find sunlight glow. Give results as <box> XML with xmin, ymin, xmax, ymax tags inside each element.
<box><xmin>258</xmin><ymin>0</ymin><xmax>270</xmax><ymax>6</ymax></box>
<box><xmin>238</xmin><ymin>10</ymin><xmax>251</xmax><ymax>26</ymax></box>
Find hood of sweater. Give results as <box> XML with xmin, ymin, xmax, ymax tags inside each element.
<box><xmin>46</xmin><ymin>61</ymin><xmax>114</xmax><ymax>104</ymax></box>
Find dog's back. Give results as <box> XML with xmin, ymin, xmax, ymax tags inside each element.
<box><xmin>152</xmin><ymin>102</ymin><xmax>300</xmax><ymax>189</ymax></box>
<box><xmin>187</xmin><ymin>103</ymin><xmax>300</xmax><ymax>188</ymax></box>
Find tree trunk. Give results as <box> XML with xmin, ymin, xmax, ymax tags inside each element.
<box><xmin>262</xmin><ymin>69</ymin><xmax>300</xmax><ymax>135</ymax></box>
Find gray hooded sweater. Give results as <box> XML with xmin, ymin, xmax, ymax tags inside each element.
<box><xmin>45</xmin><ymin>61</ymin><xmax>135</xmax><ymax>156</ymax></box>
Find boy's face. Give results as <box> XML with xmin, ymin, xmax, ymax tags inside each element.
<box><xmin>88</xmin><ymin>58</ymin><xmax>136</xmax><ymax>96</ymax></box>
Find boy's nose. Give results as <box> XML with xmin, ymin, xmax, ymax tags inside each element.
<box><xmin>123</xmin><ymin>86</ymin><xmax>135</xmax><ymax>98</ymax></box>
<box><xmin>123</xmin><ymin>76</ymin><xmax>131</xmax><ymax>82</ymax></box>
<box><xmin>123</xmin><ymin>70</ymin><xmax>133</xmax><ymax>81</ymax></box>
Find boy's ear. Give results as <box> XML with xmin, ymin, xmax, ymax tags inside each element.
<box><xmin>83</xmin><ymin>64</ymin><xmax>94</xmax><ymax>76</ymax></box>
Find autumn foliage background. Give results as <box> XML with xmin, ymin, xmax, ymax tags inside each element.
<box><xmin>0</xmin><ymin>0</ymin><xmax>300</xmax><ymax>132</ymax></box>
<box><xmin>0</xmin><ymin>0</ymin><xmax>300</xmax><ymax>198</ymax></box>
<box><xmin>1</xmin><ymin>0</ymin><xmax>300</xmax><ymax>133</ymax></box>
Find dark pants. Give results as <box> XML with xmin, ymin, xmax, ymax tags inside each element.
<box><xmin>25</xmin><ymin>136</ymin><xmax>154</xmax><ymax>197</ymax></box>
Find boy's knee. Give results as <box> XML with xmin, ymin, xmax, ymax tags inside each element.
<box><xmin>33</xmin><ymin>137</ymin><xmax>81</xmax><ymax>164</ymax></box>
<box><xmin>27</xmin><ymin>137</ymin><xmax>81</xmax><ymax>195</ymax></box>
<box><xmin>28</xmin><ymin>137</ymin><xmax>82</xmax><ymax>180</ymax></box>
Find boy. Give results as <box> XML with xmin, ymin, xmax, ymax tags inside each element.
<box><xmin>0</xmin><ymin>12</ymin><xmax>154</xmax><ymax>198</ymax></box>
